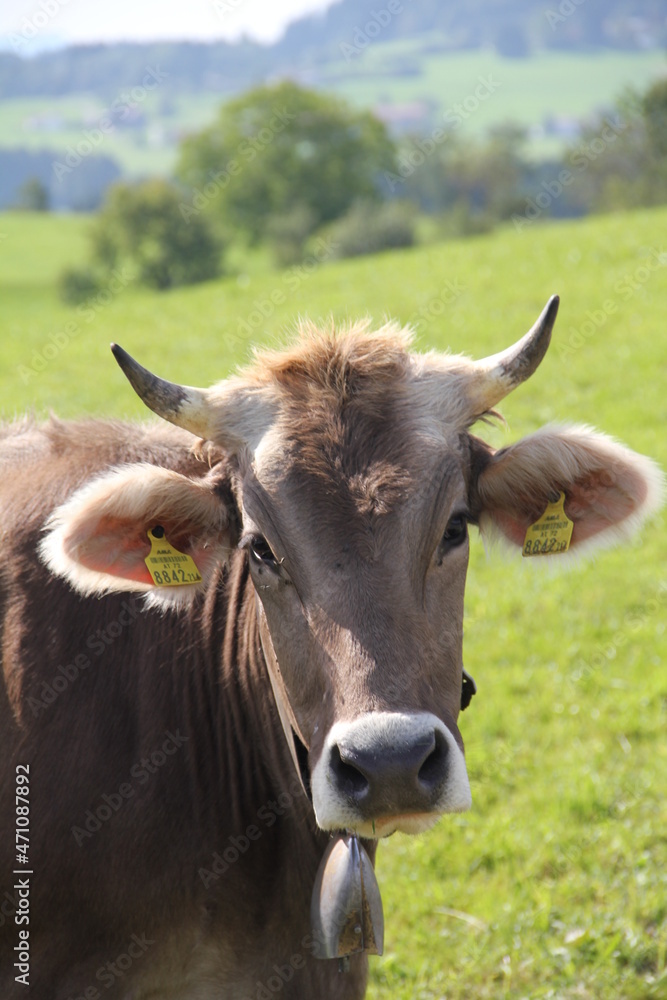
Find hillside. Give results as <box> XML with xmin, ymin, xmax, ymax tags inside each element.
<box><xmin>1</xmin><ymin>45</ymin><xmax>665</xmax><ymax>210</ymax></box>
<box><xmin>0</xmin><ymin>205</ymin><xmax>665</xmax><ymax>999</ymax></box>
<box><xmin>1</xmin><ymin>0</ymin><xmax>666</xmax><ymax>208</ymax></box>
<box><xmin>2</xmin><ymin>0</ymin><xmax>665</xmax><ymax>99</ymax></box>
<box><xmin>1</xmin><ymin>206</ymin><xmax>665</xmax><ymax>441</ymax></box>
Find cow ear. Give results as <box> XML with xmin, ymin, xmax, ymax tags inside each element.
<box><xmin>40</xmin><ymin>463</ymin><xmax>236</xmax><ymax>608</ymax></box>
<box><xmin>475</xmin><ymin>425</ymin><xmax>664</xmax><ymax>557</ymax></box>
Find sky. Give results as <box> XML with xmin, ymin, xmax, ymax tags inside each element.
<box><xmin>2</xmin><ymin>0</ymin><xmax>337</xmax><ymax>53</ymax></box>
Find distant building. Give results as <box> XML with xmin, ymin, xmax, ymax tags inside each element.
<box><xmin>373</xmin><ymin>101</ymin><xmax>430</xmax><ymax>131</ymax></box>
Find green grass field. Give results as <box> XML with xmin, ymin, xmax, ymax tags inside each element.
<box><xmin>326</xmin><ymin>46</ymin><xmax>667</xmax><ymax>156</ymax></box>
<box><xmin>0</xmin><ymin>90</ymin><xmax>225</xmax><ymax>177</ymax></box>
<box><xmin>0</xmin><ymin>207</ymin><xmax>665</xmax><ymax>998</ymax></box>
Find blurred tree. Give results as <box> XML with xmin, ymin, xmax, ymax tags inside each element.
<box><xmin>176</xmin><ymin>81</ymin><xmax>397</xmax><ymax>245</ymax></box>
<box><xmin>400</xmin><ymin>125</ymin><xmax>535</xmax><ymax>225</ymax></box>
<box><xmin>643</xmin><ymin>77</ymin><xmax>667</xmax><ymax>159</ymax></box>
<box><xmin>557</xmin><ymin>79</ymin><xmax>667</xmax><ymax>214</ymax></box>
<box><xmin>90</xmin><ymin>179</ymin><xmax>224</xmax><ymax>290</ymax></box>
<box><xmin>316</xmin><ymin>200</ymin><xmax>415</xmax><ymax>259</ymax></box>
<box><xmin>15</xmin><ymin>176</ymin><xmax>49</xmax><ymax>211</ymax></box>
<box><xmin>265</xmin><ymin>203</ymin><xmax>317</xmax><ymax>267</ymax></box>
<box><xmin>495</xmin><ymin>21</ymin><xmax>530</xmax><ymax>58</ymax></box>
<box><xmin>59</xmin><ymin>266</ymin><xmax>102</xmax><ymax>306</ymax></box>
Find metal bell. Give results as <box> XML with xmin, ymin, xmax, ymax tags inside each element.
<box><xmin>310</xmin><ymin>832</ymin><xmax>384</xmax><ymax>961</ymax></box>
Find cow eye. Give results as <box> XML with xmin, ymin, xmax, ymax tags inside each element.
<box><xmin>248</xmin><ymin>535</ymin><xmax>279</xmax><ymax>569</ymax></box>
<box><xmin>440</xmin><ymin>513</ymin><xmax>468</xmax><ymax>553</ymax></box>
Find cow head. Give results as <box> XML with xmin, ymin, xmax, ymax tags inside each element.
<box><xmin>41</xmin><ymin>297</ymin><xmax>663</xmax><ymax>838</ymax></box>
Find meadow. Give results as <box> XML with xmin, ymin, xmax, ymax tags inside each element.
<box><xmin>2</xmin><ymin>47</ymin><xmax>665</xmax><ymax>177</ymax></box>
<box><xmin>326</xmin><ymin>46</ymin><xmax>667</xmax><ymax>157</ymax></box>
<box><xmin>0</xmin><ymin>206</ymin><xmax>665</xmax><ymax>998</ymax></box>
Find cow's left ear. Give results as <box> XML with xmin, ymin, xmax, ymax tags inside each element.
<box><xmin>40</xmin><ymin>463</ymin><xmax>236</xmax><ymax>608</ymax></box>
<box><xmin>474</xmin><ymin>425</ymin><xmax>664</xmax><ymax>556</ymax></box>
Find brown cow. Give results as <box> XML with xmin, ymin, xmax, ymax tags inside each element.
<box><xmin>0</xmin><ymin>297</ymin><xmax>662</xmax><ymax>998</ymax></box>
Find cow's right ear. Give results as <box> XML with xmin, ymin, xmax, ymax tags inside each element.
<box><xmin>40</xmin><ymin>463</ymin><xmax>236</xmax><ymax>608</ymax></box>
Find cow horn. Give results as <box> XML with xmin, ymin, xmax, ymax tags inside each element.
<box><xmin>111</xmin><ymin>344</ymin><xmax>215</xmax><ymax>440</ymax></box>
<box><xmin>468</xmin><ymin>294</ymin><xmax>560</xmax><ymax>414</ymax></box>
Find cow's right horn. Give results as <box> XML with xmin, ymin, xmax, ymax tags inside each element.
<box><xmin>111</xmin><ymin>344</ymin><xmax>216</xmax><ymax>440</ymax></box>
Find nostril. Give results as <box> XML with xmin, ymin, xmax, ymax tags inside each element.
<box><xmin>417</xmin><ymin>729</ymin><xmax>449</xmax><ymax>791</ymax></box>
<box><xmin>330</xmin><ymin>744</ymin><xmax>370</xmax><ymax>800</ymax></box>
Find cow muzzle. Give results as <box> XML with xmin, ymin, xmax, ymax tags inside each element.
<box><xmin>310</xmin><ymin>711</ymin><xmax>471</xmax><ymax>837</ymax></box>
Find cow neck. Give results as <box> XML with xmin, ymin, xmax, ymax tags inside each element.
<box><xmin>207</xmin><ymin>551</ymin><xmax>313</xmax><ymax>832</ymax></box>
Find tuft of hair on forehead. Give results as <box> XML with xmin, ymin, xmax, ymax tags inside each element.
<box><xmin>238</xmin><ymin>318</ymin><xmax>415</xmax><ymax>401</ymax></box>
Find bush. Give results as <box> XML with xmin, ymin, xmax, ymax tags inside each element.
<box><xmin>58</xmin><ymin>266</ymin><xmax>103</xmax><ymax>306</ymax></box>
<box><xmin>643</xmin><ymin>77</ymin><xmax>667</xmax><ymax>159</ymax></box>
<box><xmin>266</xmin><ymin>204</ymin><xmax>316</xmax><ymax>267</ymax></box>
<box><xmin>437</xmin><ymin>202</ymin><xmax>496</xmax><ymax>240</ymax></box>
<box><xmin>316</xmin><ymin>201</ymin><xmax>415</xmax><ymax>260</ymax></box>
<box><xmin>15</xmin><ymin>177</ymin><xmax>49</xmax><ymax>212</ymax></box>
<box><xmin>558</xmin><ymin>81</ymin><xmax>667</xmax><ymax>215</ymax></box>
<box><xmin>90</xmin><ymin>179</ymin><xmax>224</xmax><ymax>290</ymax></box>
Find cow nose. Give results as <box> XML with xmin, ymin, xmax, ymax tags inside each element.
<box><xmin>311</xmin><ymin>712</ymin><xmax>471</xmax><ymax>832</ymax></box>
<box><xmin>329</xmin><ymin>727</ymin><xmax>449</xmax><ymax>818</ymax></box>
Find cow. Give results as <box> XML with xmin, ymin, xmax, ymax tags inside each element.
<box><xmin>0</xmin><ymin>296</ymin><xmax>662</xmax><ymax>999</ymax></box>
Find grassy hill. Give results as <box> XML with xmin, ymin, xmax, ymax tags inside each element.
<box><xmin>0</xmin><ymin>207</ymin><xmax>665</xmax><ymax>997</ymax></box>
<box><xmin>321</xmin><ymin>46</ymin><xmax>667</xmax><ymax>152</ymax></box>
<box><xmin>2</xmin><ymin>47</ymin><xmax>665</xmax><ymax>182</ymax></box>
<box><xmin>2</xmin><ymin>0</ymin><xmax>665</xmax><ymax>203</ymax></box>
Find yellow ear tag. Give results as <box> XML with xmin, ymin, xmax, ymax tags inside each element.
<box><xmin>522</xmin><ymin>492</ymin><xmax>573</xmax><ymax>557</ymax></box>
<box><xmin>144</xmin><ymin>527</ymin><xmax>203</xmax><ymax>586</ymax></box>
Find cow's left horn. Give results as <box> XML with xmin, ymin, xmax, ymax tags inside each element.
<box><xmin>111</xmin><ymin>344</ymin><xmax>215</xmax><ymax>440</ymax></box>
<box><xmin>468</xmin><ymin>294</ymin><xmax>559</xmax><ymax>414</ymax></box>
